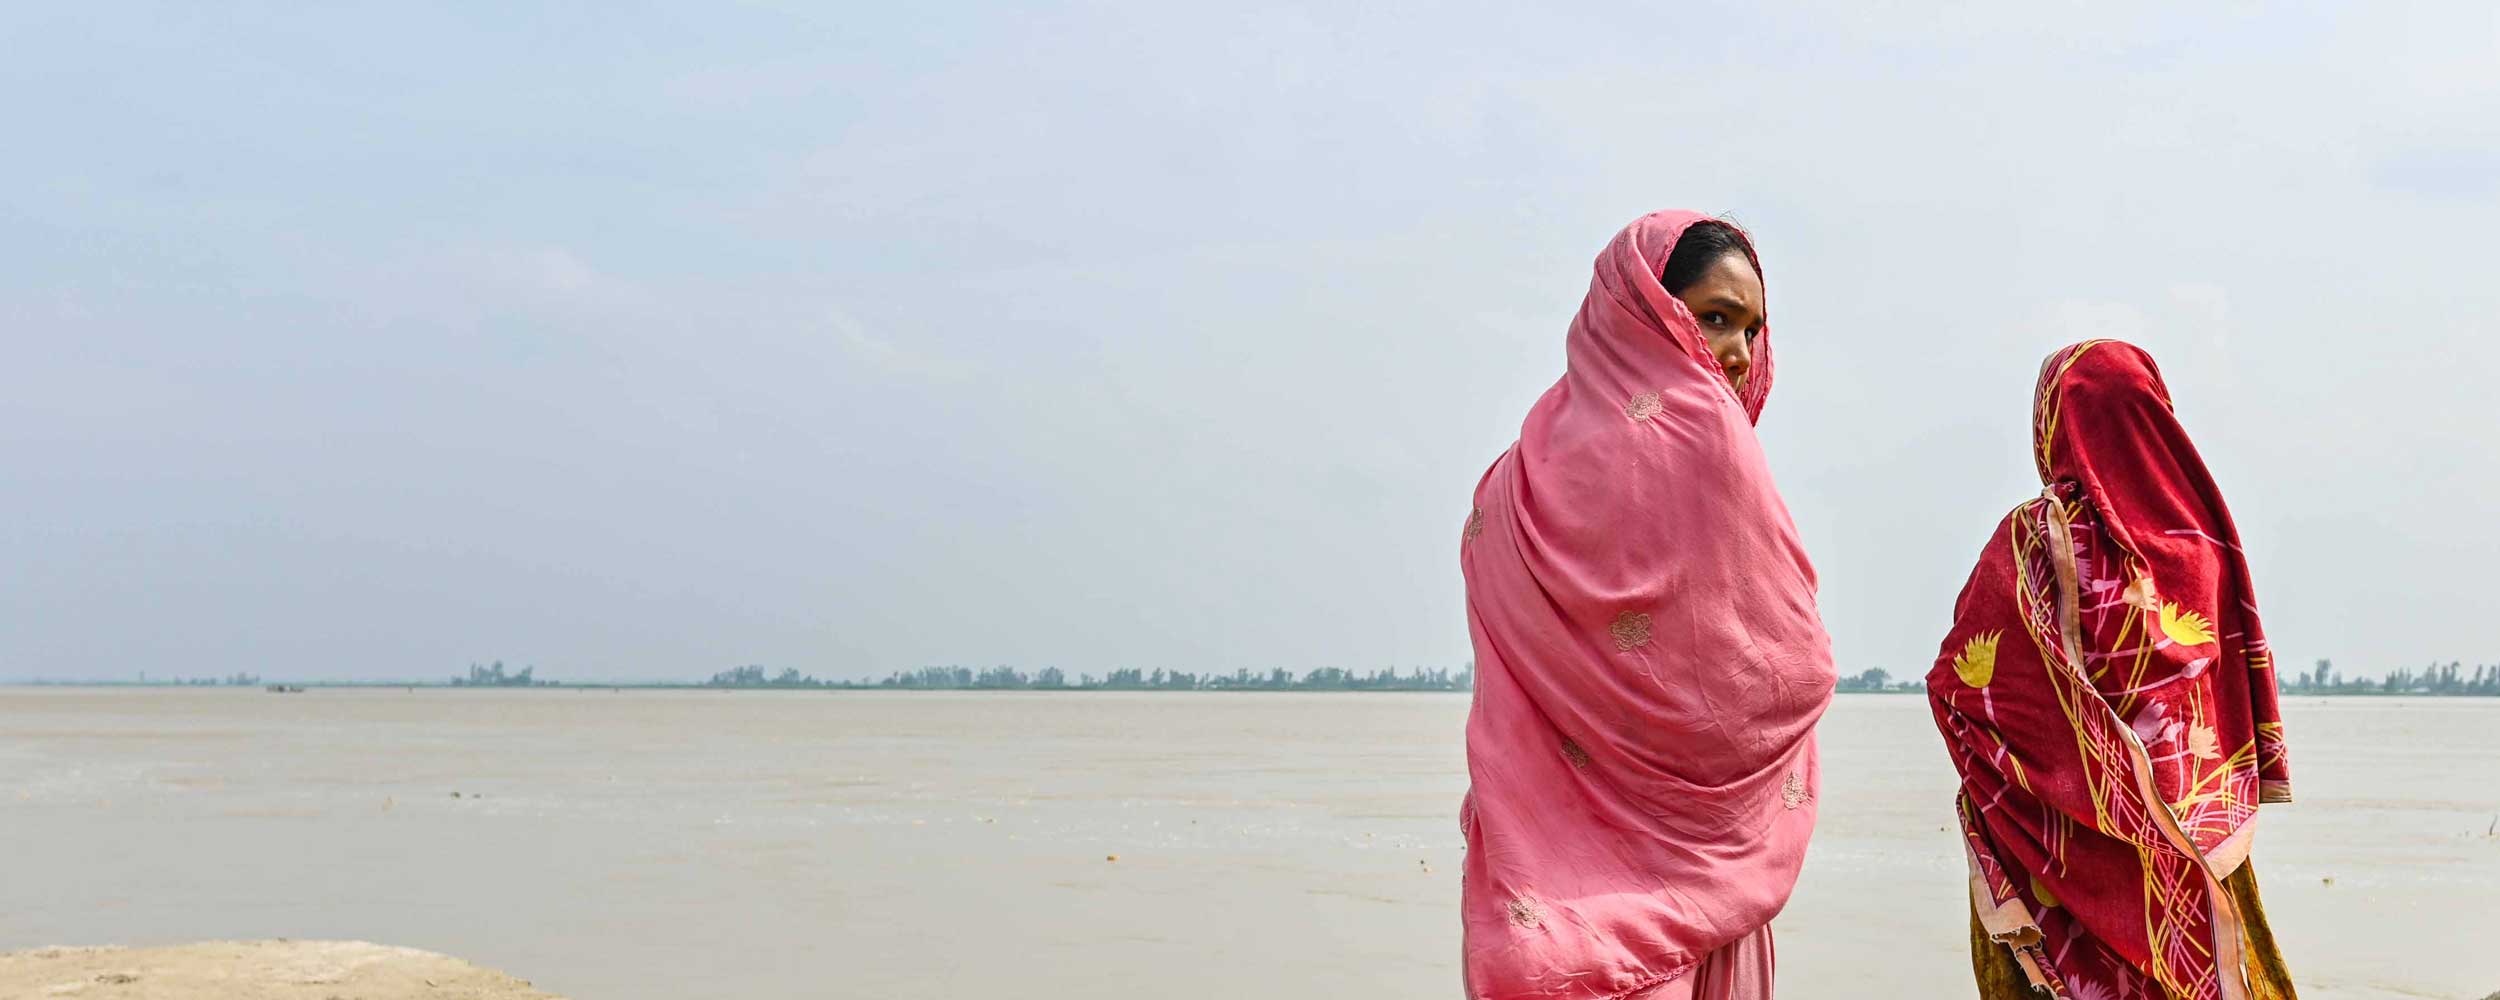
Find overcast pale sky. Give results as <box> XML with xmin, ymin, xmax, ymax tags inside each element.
<box><xmin>5</xmin><ymin>4</ymin><xmax>2496</xmax><ymax>682</ymax></box>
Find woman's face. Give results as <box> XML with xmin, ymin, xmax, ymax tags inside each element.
<box><xmin>1673</xmin><ymin>252</ymin><xmax>1764</xmax><ymax>391</ymax></box>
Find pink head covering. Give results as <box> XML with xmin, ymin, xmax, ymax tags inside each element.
<box><xmin>1459</xmin><ymin>210</ymin><xmax>1834</xmax><ymax>999</ymax></box>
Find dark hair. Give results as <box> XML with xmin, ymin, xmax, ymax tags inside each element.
<box><xmin>1657</xmin><ymin>220</ymin><xmax>1758</xmax><ymax>295</ymax></box>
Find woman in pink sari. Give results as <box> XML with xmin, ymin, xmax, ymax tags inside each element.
<box><xmin>1459</xmin><ymin>211</ymin><xmax>1837</xmax><ymax>1000</ymax></box>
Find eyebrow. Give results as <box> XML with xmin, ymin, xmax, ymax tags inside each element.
<box><xmin>1697</xmin><ymin>294</ymin><xmax>1753</xmax><ymax>314</ymax></box>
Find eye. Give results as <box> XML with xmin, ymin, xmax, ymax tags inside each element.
<box><xmin>1701</xmin><ymin>311</ymin><xmax>1727</xmax><ymax>326</ymax></box>
<box><xmin>1746</xmin><ymin>328</ymin><xmax>1760</xmax><ymax>342</ymax></box>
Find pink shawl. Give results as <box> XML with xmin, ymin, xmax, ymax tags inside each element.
<box><xmin>1459</xmin><ymin>211</ymin><xmax>1836</xmax><ymax>1000</ymax></box>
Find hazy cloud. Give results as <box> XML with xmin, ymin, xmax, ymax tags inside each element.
<box><xmin>3</xmin><ymin>3</ymin><xmax>2495</xmax><ymax>682</ymax></box>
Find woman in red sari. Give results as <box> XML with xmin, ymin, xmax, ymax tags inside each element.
<box><xmin>1928</xmin><ymin>340</ymin><xmax>2297</xmax><ymax>1000</ymax></box>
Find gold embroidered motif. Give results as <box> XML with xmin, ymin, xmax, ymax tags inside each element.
<box><xmin>1781</xmin><ymin>769</ymin><xmax>1808</xmax><ymax>809</ymax></box>
<box><xmin>1506</xmin><ymin>893</ymin><xmax>1545</xmax><ymax>929</ymax></box>
<box><xmin>1464</xmin><ymin>507</ymin><xmax>1484</xmax><ymax>542</ymax></box>
<box><xmin>1953</xmin><ymin>631</ymin><xmax>2001</xmax><ymax>688</ymax></box>
<box><xmin>2158</xmin><ymin>601</ymin><xmax>2217</xmax><ymax>646</ymax></box>
<box><xmin>1625</xmin><ymin>391</ymin><xmax>1663</xmax><ymax>420</ymax></box>
<box><xmin>1560</xmin><ymin>739</ymin><xmax>1591</xmax><ymax>770</ymax></box>
<box><xmin>1608</xmin><ymin>611</ymin><xmax>1653</xmax><ymax>651</ymax></box>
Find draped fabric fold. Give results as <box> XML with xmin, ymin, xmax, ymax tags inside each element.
<box><xmin>1460</xmin><ymin>211</ymin><xmax>1836</xmax><ymax>1000</ymax></box>
<box><xmin>1928</xmin><ymin>340</ymin><xmax>2292</xmax><ymax>1000</ymax></box>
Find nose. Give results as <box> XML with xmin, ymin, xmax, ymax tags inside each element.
<box><xmin>1718</xmin><ymin>337</ymin><xmax>1752</xmax><ymax>384</ymax></box>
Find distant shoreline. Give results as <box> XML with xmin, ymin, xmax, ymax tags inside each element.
<box><xmin>20</xmin><ymin>660</ymin><xmax>2495</xmax><ymax>696</ymax></box>
<box><xmin>2</xmin><ymin>680</ymin><xmax>1476</xmax><ymax>692</ymax></box>
<box><xmin>5</xmin><ymin>680</ymin><xmax>2496</xmax><ymax>698</ymax></box>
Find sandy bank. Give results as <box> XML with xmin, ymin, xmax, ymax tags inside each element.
<box><xmin>0</xmin><ymin>940</ymin><xmax>561</xmax><ymax>999</ymax></box>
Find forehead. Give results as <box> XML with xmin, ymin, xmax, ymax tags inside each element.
<box><xmin>1693</xmin><ymin>252</ymin><xmax>1763</xmax><ymax>307</ymax></box>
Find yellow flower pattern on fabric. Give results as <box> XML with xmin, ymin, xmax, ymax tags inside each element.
<box><xmin>1954</xmin><ymin>632</ymin><xmax>2001</xmax><ymax>688</ymax></box>
<box><xmin>2159</xmin><ymin>602</ymin><xmax>2216</xmax><ymax>647</ymax></box>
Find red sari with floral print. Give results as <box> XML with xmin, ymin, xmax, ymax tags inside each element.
<box><xmin>1928</xmin><ymin>340</ymin><xmax>2291</xmax><ymax>1000</ymax></box>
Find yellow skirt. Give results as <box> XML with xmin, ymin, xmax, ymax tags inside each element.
<box><xmin>1970</xmin><ymin>863</ymin><xmax>2296</xmax><ymax>999</ymax></box>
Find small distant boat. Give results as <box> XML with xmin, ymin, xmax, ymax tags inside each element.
<box><xmin>265</xmin><ymin>685</ymin><xmax>305</xmax><ymax>694</ymax></box>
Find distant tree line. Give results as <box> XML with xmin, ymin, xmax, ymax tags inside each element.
<box><xmin>2284</xmin><ymin>659</ymin><xmax>2500</xmax><ymax>696</ymax></box>
<box><xmin>82</xmin><ymin>673</ymin><xmax>267</xmax><ymax>686</ymax></box>
<box><xmin>705</xmin><ymin>664</ymin><xmax>831</xmax><ymax>688</ymax></box>
<box><xmin>1833</xmin><ymin>668</ymin><xmax>1924</xmax><ymax>693</ymax></box>
<box><xmin>425</xmin><ymin>662</ymin><xmax>1477</xmax><ymax>690</ymax></box>
<box><xmin>119</xmin><ymin>656</ymin><xmax>2486</xmax><ymax>696</ymax></box>
<box><xmin>453</xmin><ymin>661</ymin><xmax>553</xmax><ymax>687</ymax></box>
<box><xmin>867</xmin><ymin>664</ymin><xmax>1476</xmax><ymax>691</ymax></box>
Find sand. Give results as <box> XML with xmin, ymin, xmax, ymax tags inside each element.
<box><xmin>0</xmin><ymin>940</ymin><xmax>559</xmax><ymax>999</ymax></box>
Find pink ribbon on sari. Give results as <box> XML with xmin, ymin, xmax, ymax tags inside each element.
<box><xmin>1459</xmin><ymin>211</ymin><xmax>1836</xmax><ymax>999</ymax></box>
